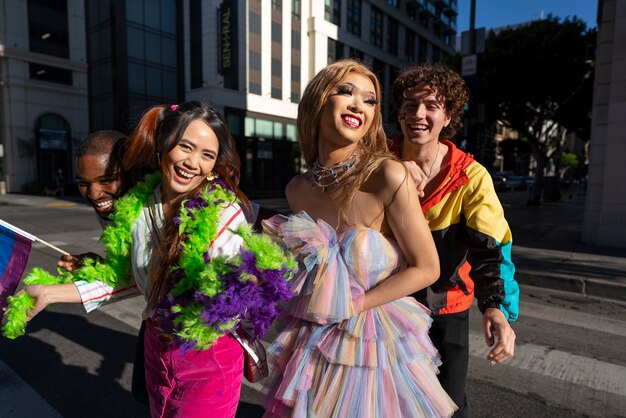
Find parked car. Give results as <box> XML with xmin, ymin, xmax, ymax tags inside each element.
<box><xmin>492</xmin><ymin>171</ymin><xmax>513</xmax><ymax>191</ymax></box>
<box><xmin>491</xmin><ymin>172</ymin><xmax>534</xmax><ymax>192</ymax></box>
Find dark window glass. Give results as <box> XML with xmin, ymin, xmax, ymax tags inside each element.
<box><xmin>161</xmin><ymin>0</ymin><xmax>176</xmax><ymax>34</ymax></box>
<box><xmin>291</xmin><ymin>29</ymin><xmax>301</xmax><ymax>50</ymax></box>
<box><xmin>272</xmin><ymin>21</ymin><xmax>282</xmax><ymax>43</ymax></box>
<box><xmin>349</xmin><ymin>47</ymin><xmax>363</xmax><ymax>60</ymax></box>
<box><xmin>127</xmin><ymin>0</ymin><xmax>144</xmax><ymax>23</ymax></box>
<box><xmin>250</xmin><ymin>51</ymin><xmax>261</xmax><ymax>70</ymax></box>
<box><xmin>327</xmin><ymin>38</ymin><xmax>336</xmax><ymax>65</ymax></box>
<box><xmin>28</xmin><ymin>0</ymin><xmax>69</xmax><ymax>58</ymax></box>
<box><xmin>405</xmin><ymin>29</ymin><xmax>415</xmax><ymax>62</ymax></box>
<box><xmin>146</xmin><ymin>32</ymin><xmax>162</xmax><ymax>63</ymax></box>
<box><xmin>335</xmin><ymin>40</ymin><xmax>344</xmax><ymax>60</ymax></box>
<box><xmin>387</xmin><ymin>17</ymin><xmax>398</xmax><ymax>54</ymax></box>
<box><xmin>271</xmin><ymin>87</ymin><xmax>281</xmax><ymax>99</ymax></box>
<box><xmin>128</xmin><ymin>62</ymin><xmax>146</xmax><ymax>94</ymax></box>
<box><xmin>346</xmin><ymin>0</ymin><xmax>360</xmax><ymax>36</ymax></box>
<box><xmin>291</xmin><ymin>64</ymin><xmax>300</xmax><ymax>82</ymax></box>
<box><xmin>146</xmin><ymin>66</ymin><xmax>163</xmax><ymax>97</ymax></box>
<box><xmin>127</xmin><ymin>26</ymin><xmax>145</xmax><ymax>59</ymax></box>
<box><xmin>419</xmin><ymin>36</ymin><xmax>428</xmax><ymax>62</ymax></box>
<box><xmin>325</xmin><ymin>0</ymin><xmax>340</xmax><ymax>25</ymax></box>
<box><xmin>190</xmin><ymin>0</ymin><xmax>203</xmax><ymax>88</ymax></box>
<box><xmin>370</xmin><ymin>7</ymin><xmax>382</xmax><ymax>48</ymax></box>
<box><xmin>249</xmin><ymin>82</ymin><xmax>262</xmax><ymax>95</ymax></box>
<box><xmin>250</xmin><ymin>11</ymin><xmax>261</xmax><ymax>34</ymax></box>
<box><xmin>162</xmin><ymin>36</ymin><xmax>176</xmax><ymax>67</ymax></box>
<box><xmin>29</xmin><ymin>63</ymin><xmax>72</xmax><ymax>85</ymax></box>
<box><xmin>145</xmin><ymin>0</ymin><xmax>160</xmax><ymax>29</ymax></box>
<box><xmin>292</xmin><ymin>0</ymin><xmax>301</xmax><ymax>19</ymax></box>
<box><xmin>272</xmin><ymin>58</ymin><xmax>282</xmax><ymax>77</ymax></box>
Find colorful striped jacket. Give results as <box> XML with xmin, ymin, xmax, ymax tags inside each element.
<box><xmin>391</xmin><ymin>138</ymin><xmax>519</xmax><ymax>321</ymax></box>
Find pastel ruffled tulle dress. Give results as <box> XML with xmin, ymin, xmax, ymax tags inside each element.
<box><xmin>262</xmin><ymin>212</ymin><xmax>457</xmax><ymax>418</ymax></box>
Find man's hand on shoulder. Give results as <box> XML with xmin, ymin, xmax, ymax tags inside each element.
<box><xmin>482</xmin><ymin>307</ymin><xmax>516</xmax><ymax>365</ymax></box>
<box><xmin>401</xmin><ymin>160</ymin><xmax>427</xmax><ymax>198</ymax></box>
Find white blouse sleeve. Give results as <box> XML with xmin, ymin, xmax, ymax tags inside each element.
<box><xmin>74</xmin><ymin>281</ymin><xmax>140</xmax><ymax>313</ymax></box>
<box><xmin>207</xmin><ymin>202</ymin><xmax>247</xmax><ymax>258</ymax></box>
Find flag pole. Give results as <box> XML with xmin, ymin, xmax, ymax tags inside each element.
<box><xmin>0</xmin><ymin>219</ymin><xmax>70</xmax><ymax>256</ymax></box>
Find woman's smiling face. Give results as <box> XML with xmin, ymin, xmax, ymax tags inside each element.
<box><xmin>318</xmin><ymin>72</ymin><xmax>378</xmax><ymax>147</ymax></box>
<box><xmin>161</xmin><ymin>119</ymin><xmax>219</xmax><ymax>202</ymax></box>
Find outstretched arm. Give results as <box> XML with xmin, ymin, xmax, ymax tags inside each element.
<box><xmin>22</xmin><ymin>283</ymin><xmax>82</xmax><ymax>320</ymax></box>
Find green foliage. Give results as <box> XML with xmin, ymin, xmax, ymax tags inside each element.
<box><xmin>560</xmin><ymin>152</ymin><xmax>579</xmax><ymax>168</ymax></box>
<box><xmin>477</xmin><ymin>16</ymin><xmax>596</xmax><ymax>149</ymax></box>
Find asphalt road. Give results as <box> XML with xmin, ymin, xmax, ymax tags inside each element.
<box><xmin>1</xmin><ymin>199</ymin><xmax>625</xmax><ymax>417</ymax></box>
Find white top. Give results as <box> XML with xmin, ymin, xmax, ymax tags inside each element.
<box><xmin>75</xmin><ymin>186</ymin><xmax>247</xmax><ymax>319</ymax></box>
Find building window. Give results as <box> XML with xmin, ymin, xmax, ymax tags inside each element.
<box><xmin>373</xmin><ymin>59</ymin><xmax>385</xmax><ymax>86</ymax></box>
<box><xmin>272</xmin><ymin>58</ymin><xmax>282</xmax><ymax>77</ymax></box>
<box><xmin>405</xmin><ymin>29</ymin><xmax>416</xmax><ymax>62</ymax></box>
<box><xmin>28</xmin><ymin>0</ymin><xmax>69</xmax><ymax>58</ymax></box>
<box><xmin>406</xmin><ymin>2</ymin><xmax>417</xmax><ymax>21</ymax></box>
<box><xmin>272</xmin><ymin>21</ymin><xmax>282</xmax><ymax>43</ymax></box>
<box><xmin>387</xmin><ymin>17</ymin><xmax>398</xmax><ymax>55</ymax></box>
<box><xmin>292</xmin><ymin>0</ymin><xmax>301</xmax><ymax>19</ymax></box>
<box><xmin>387</xmin><ymin>0</ymin><xmax>398</xmax><ymax>7</ymax></box>
<box><xmin>433</xmin><ymin>47</ymin><xmax>441</xmax><ymax>63</ymax></box>
<box><xmin>370</xmin><ymin>7</ymin><xmax>383</xmax><ymax>48</ymax></box>
<box><xmin>291</xmin><ymin>64</ymin><xmax>300</xmax><ymax>82</ymax></box>
<box><xmin>291</xmin><ymin>29</ymin><xmax>301</xmax><ymax>50</ymax></box>
<box><xmin>349</xmin><ymin>47</ymin><xmax>363</xmax><ymax>60</ymax></box>
<box><xmin>325</xmin><ymin>0</ymin><xmax>340</xmax><ymax>26</ymax></box>
<box><xmin>346</xmin><ymin>0</ymin><xmax>361</xmax><ymax>36</ymax></box>
<box><xmin>328</xmin><ymin>38</ymin><xmax>345</xmax><ymax>64</ymax></box>
<box><xmin>250</xmin><ymin>11</ymin><xmax>261</xmax><ymax>34</ymax></box>
<box><xmin>189</xmin><ymin>0</ymin><xmax>202</xmax><ymax>88</ymax></box>
<box><xmin>249</xmin><ymin>82</ymin><xmax>262</xmax><ymax>95</ymax></box>
<box><xmin>272</xmin><ymin>0</ymin><xmax>282</xmax><ymax>9</ymax></box>
<box><xmin>418</xmin><ymin>36</ymin><xmax>428</xmax><ymax>62</ymax></box>
<box><xmin>250</xmin><ymin>51</ymin><xmax>261</xmax><ymax>70</ymax></box>
<box><xmin>29</xmin><ymin>63</ymin><xmax>72</xmax><ymax>85</ymax></box>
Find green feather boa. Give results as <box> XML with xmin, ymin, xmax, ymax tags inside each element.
<box><xmin>2</xmin><ymin>173</ymin><xmax>294</xmax><ymax>344</ymax></box>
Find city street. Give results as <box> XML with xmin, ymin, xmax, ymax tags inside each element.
<box><xmin>1</xmin><ymin>197</ymin><xmax>625</xmax><ymax>417</ymax></box>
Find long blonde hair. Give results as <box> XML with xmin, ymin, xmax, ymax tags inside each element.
<box><xmin>298</xmin><ymin>59</ymin><xmax>393</xmax><ymax>223</ymax></box>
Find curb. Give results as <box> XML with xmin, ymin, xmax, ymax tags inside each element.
<box><xmin>516</xmin><ymin>271</ymin><xmax>626</xmax><ymax>303</ymax></box>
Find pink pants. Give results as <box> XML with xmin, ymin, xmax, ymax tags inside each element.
<box><xmin>144</xmin><ymin>319</ymin><xmax>244</xmax><ymax>418</ymax></box>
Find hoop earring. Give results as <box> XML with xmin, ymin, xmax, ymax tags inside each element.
<box><xmin>207</xmin><ymin>172</ymin><xmax>218</xmax><ymax>181</ymax></box>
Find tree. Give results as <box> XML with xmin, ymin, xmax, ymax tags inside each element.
<box><xmin>474</xmin><ymin>16</ymin><xmax>596</xmax><ymax>204</ymax></box>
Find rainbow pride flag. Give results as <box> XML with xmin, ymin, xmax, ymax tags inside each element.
<box><xmin>0</xmin><ymin>220</ymin><xmax>34</xmax><ymax>318</ymax></box>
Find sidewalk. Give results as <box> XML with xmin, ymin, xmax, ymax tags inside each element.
<box><xmin>2</xmin><ymin>189</ymin><xmax>626</xmax><ymax>304</ymax></box>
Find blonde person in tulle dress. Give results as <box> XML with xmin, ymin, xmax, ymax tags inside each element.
<box><xmin>261</xmin><ymin>59</ymin><xmax>457</xmax><ymax>417</ymax></box>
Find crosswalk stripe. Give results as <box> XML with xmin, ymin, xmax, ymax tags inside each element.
<box><xmin>519</xmin><ymin>299</ymin><xmax>626</xmax><ymax>337</ymax></box>
<box><xmin>469</xmin><ymin>330</ymin><xmax>626</xmax><ymax>397</ymax></box>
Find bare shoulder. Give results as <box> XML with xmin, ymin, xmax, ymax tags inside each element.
<box><xmin>285</xmin><ymin>173</ymin><xmax>310</xmax><ymax>209</ymax></box>
<box><xmin>372</xmin><ymin>159</ymin><xmax>410</xmax><ymax>191</ymax></box>
<box><xmin>286</xmin><ymin>174</ymin><xmax>309</xmax><ymax>196</ymax></box>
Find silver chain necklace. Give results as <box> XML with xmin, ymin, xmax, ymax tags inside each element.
<box><xmin>310</xmin><ymin>153</ymin><xmax>358</xmax><ymax>192</ymax></box>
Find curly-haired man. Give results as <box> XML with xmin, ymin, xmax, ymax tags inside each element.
<box><xmin>389</xmin><ymin>63</ymin><xmax>519</xmax><ymax>417</ymax></box>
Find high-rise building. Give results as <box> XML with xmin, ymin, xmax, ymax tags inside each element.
<box><xmin>0</xmin><ymin>0</ymin><xmax>89</xmax><ymax>194</ymax></box>
<box><xmin>0</xmin><ymin>0</ymin><xmax>457</xmax><ymax>194</ymax></box>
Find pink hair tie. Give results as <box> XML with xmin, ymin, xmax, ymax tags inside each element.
<box><xmin>170</xmin><ymin>104</ymin><xmax>179</xmax><ymax>111</ymax></box>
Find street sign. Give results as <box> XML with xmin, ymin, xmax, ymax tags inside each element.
<box><xmin>462</xmin><ymin>54</ymin><xmax>477</xmax><ymax>76</ymax></box>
